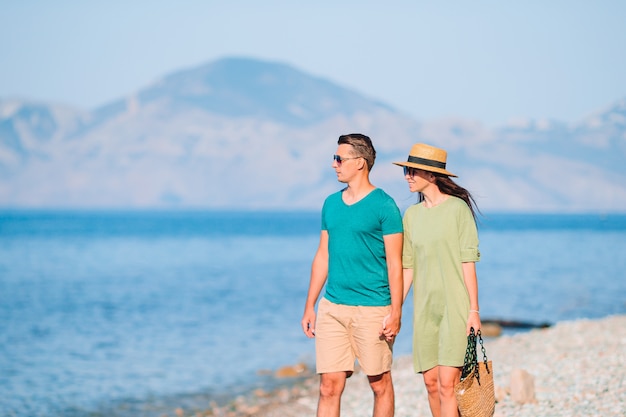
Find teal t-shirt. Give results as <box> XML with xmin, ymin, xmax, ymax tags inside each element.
<box><xmin>321</xmin><ymin>188</ymin><xmax>403</xmax><ymax>306</ymax></box>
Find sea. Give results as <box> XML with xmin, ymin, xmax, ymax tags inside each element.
<box><xmin>1</xmin><ymin>210</ymin><xmax>625</xmax><ymax>417</ymax></box>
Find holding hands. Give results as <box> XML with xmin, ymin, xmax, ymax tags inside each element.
<box><xmin>380</xmin><ymin>312</ymin><xmax>401</xmax><ymax>342</ymax></box>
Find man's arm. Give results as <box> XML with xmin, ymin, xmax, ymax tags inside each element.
<box><xmin>301</xmin><ymin>230</ymin><xmax>329</xmax><ymax>338</ymax></box>
<box><xmin>381</xmin><ymin>232</ymin><xmax>403</xmax><ymax>340</ymax></box>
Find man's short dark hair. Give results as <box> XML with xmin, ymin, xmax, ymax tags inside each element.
<box><xmin>338</xmin><ymin>133</ymin><xmax>376</xmax><ymax>171</ymax></box>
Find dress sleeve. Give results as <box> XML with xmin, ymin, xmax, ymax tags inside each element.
<box><xmin>402</xmin><ymin>210</ymin><xmax>414</xmax><ymax>269</ymax></box>
<box><xmin>458</xmin><ymin>204</ymin><xmax>480</xmax><ymax>263</ymax></box>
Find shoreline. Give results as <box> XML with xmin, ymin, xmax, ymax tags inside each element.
<box><xmin>186</xmin><ymin>314</ymin><xmax>626</xmax><ymax>417</ymax></box>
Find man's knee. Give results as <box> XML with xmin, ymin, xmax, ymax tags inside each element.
<box><xmin>319</xmin><ymin>373</ymin><xmax>348</xmax><ymax>398</ymax></box>
<box><xmin>368</xmin><ymin>371</ymin><xmax>393</xmax><ymax>396</ymax></box>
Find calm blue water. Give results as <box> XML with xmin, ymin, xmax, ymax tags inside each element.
<box><xmin>1</xmin><ymin>210</ymin><xmax>625</xmax><ymax>416</ymax></box>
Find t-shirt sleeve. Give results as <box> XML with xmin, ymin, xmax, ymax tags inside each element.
<box><xmin>380</xmin><ymin>195</ymin><xmax>403</xmax><ymax>236</ymax></box>
<box><xmin>321</xmin><ymin>197</ymin><xmax>330</xmax><ymax>231</ymax></box>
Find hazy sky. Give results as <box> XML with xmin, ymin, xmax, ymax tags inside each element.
<box><xmin>1</xmin><ymin>1</ymin><xmax>625</xmax><ymax>126</ymax></box>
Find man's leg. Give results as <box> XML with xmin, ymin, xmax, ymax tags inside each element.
<box><xmin>368</xmin><ymin>371</ymin><xmax>394</xmax><ymax>417</ymax></box>
<box><xmin>317</xmin><ymin>371</ymin><xmax>349</xmax><ymax>417</ymax></box>
<box><xmin>352</xmin><ymin>304</ymin><xmax>394</xmax><ymax>416</ymax></box>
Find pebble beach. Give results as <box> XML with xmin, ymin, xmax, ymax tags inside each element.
<box><xmin>195</xmin><ymin>314</ymin><xmax>626</xmax><ymax>417</ymax></box>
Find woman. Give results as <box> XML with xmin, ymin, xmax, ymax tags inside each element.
<box><xmin>393</xmin><ymin>143</ymin><xmax>481</xmax><ymax>417</ymax></box>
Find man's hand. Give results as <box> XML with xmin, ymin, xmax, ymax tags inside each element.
<box><xmin>301</xmin><ymin>309</ymin><xmax>316</xmax><ymax>338</ymax></box>
<box><xmin>380</xmin><ymin>312</ymin><xmax>401</xmax><ymax>342</ymax></box>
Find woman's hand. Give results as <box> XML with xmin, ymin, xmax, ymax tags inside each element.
<box><xmin>466</xmin><ymin>310</ymin><xmax>481</xmax><ymax>335</ymax></box>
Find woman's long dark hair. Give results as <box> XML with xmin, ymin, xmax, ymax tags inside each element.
<box><xmin>418</xmin><ymin>174</ymin><xmax>480</xmax><ymax>221</ymax></box>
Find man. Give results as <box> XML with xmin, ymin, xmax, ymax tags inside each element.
<box><xmin>301</xmin><ymin>133</ymin><xmax>404</xmax><ymax>417</ymax></box>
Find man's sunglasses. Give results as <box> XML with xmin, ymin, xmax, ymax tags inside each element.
<box><xmin>333</xmin><ymin>155</ymin><xmax>362</xmax><ymax>165</ymax></box>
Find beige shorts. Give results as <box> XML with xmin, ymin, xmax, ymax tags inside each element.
<box><xmin>315</xmin><ymin>297</ymin><xmax>393</xmax><ymax>376</ymax></box>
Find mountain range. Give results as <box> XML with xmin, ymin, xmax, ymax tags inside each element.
<box><xmin>1</xmin><ymin>56</ymin><xmax>625</xmax><ymax>213</ymax></box>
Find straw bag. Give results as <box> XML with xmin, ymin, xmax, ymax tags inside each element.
<box><xmin>454</xmin><ymin>328</ymin><xmax>495</xmax><ymax>417</ymax></box>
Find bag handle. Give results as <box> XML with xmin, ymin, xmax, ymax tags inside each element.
<box><xmin>461</xmin><ymin>327</ymin><xmax>491</xmax><ymax>384</ymax></box>
<box><xmin>460</xmin><ymin>328</ymin><xmax>477</xmax><ymax>380</ymax></box>
<box><xmin>478</xmin><ymin>329</ymin><xmax>489</xmax><ymax>366</ymax></box>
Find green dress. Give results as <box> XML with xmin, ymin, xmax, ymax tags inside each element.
<box><xmin>402</xmin><ymin>196</ymin><xmax>480</xmax><ymax>373</ymax></box>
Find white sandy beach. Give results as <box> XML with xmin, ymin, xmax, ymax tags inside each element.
<box><xmin>202</xmin><ymin>314</ymin><xmax>626</xmax><ymax>417</ymax></box>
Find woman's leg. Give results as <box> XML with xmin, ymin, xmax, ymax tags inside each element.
<box><xmin>438</xmin><ymin>366</ymin><xmax>461</xmax><ymax>417</ymax></box>
<box><xmin>422</xmin><ymin>366</ymin><xmax>462</xmax><ymax>417</ymax></box>
<box><xmin>422</xmin><ymin>367</ymin><xmax>441</xmax><ymax>417</ymax></box>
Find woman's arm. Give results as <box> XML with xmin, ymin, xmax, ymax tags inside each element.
<box><xmin>462</xmin><ymin>262</ymin><xmax>481</xmax><ymax>334</ymax></box>
<box><xmin>402</xmin><ymin>268</ymin><xmax>413</xmax><ymax>302</ymax></box>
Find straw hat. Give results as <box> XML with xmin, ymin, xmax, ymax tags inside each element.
<box><xmin>393</xmin><ymin>143</ymin><xmax>457</xmax><ymax>177</ymax></box>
